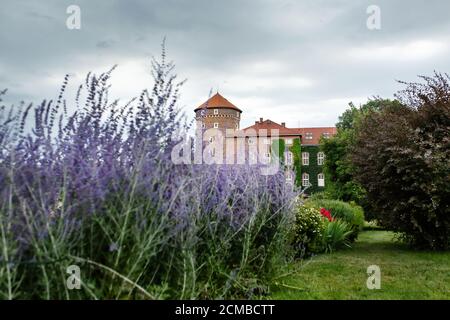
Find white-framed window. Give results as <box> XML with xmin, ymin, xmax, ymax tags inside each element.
<box><xmin>322</xmin><ymin>132</ymin><xmax>330</xmax><ymax>139</ymax></box>
<box><xmin>317</xmin><ymin>152</ymin><xmax>325</xmax><ymax>165</ymax></box>
<box><xmin>305</xmin><ymin>132</ymin><xmax>313</xmax><ymax>140</ymax></box>
<box><xmin>248</xmin><ymin>138</ymin><xmax>255</xmax><ymax>145</ymax></box>
<box><xmin>213</xmin><ymin>122</ymin><xmax>219</xmax><ymax>128</ymax></box>
<box><xmin>318</xmin><ymin>173</ymin><xmax>325</xmax><ymax>187</ymax></box>
<box><xmin>214</xmin><ymin>109</ymin><xmax>219</xmax><ymax>115</ymax></box>
<box><xmin>302</xmin><ymin>173</ymin><xmax>310</xmax><ymax>187</ymax></box>
<box><xmin>286</xmin><ymin>172</ymin><xmax>293</xmax><ymax>181</ymax></box>
<box><xmin>236</xmin><ymin>111</ymin><xmax>239</xmax><ymax>117</ymax></box>
<box><xmin>302</xmin><ymin>152</ymin><xmax>309</xmax><ymax>165</ymax></box>
<box><xmin>285</xmin><ymin>151</ymin><xmax>293</xmax><ymax>165</ymax></box>
<box><xmin>263</xmin><ymin>138</ymin><xmax>271</xmax><ymax>145</ymax></box>
<box><xmin>285</xmin><ymin>138</ymin><xmax>293</xmax><ymax>145</ymax></box>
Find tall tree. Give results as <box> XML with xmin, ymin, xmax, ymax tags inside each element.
<box><xmin>321</xmin><ymin>100</ymin><xmax>398</xmax><ymax>218</ymax></box>
<box><xmin>351</xmin><ymin>73</ymin><xmax>450</xmax><ymax>249</ymax></box>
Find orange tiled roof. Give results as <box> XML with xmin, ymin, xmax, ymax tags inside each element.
<box><xmin>240</xmin><ymin>119</ymin><xmax>336</xmax><ymax>143</ymax></box>
<box><xmin>194</xmin><ymin>92</ymin><xmax>243</xmax><ymax>113</ymax></box>
<box><xmin>295</xmin><ymin>127</ymin><xmax>337</xmax><ymax>145</ymax></box>
<box><xmin>241</xmin><ymin>119</ymin><xmax>303</xmax><ymax>136</ymax></box>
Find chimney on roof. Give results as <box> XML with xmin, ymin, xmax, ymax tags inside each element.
<box><xmin>255</xmin><ymin>121</ymin><xmax>258</xmax><ymax>125</ymax></box>
<box><xmin>281</xmin><ymin>122</ymin><xmax>286</xmax><ymax>127</ymax></box>
<box><xmin>259</xmin><ymin>117</ymin><xmax>263</xmax><ymax>123</ymax></box>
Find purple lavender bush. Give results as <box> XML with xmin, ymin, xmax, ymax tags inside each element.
<box><xmin>0</xmin><ymin>46</ymin><xmax>296</xmax><ymax>299</ymax></box>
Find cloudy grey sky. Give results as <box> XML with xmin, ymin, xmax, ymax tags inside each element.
<box><xmin>1</xmin><ymin>0</ymin><xmax>450</xmax><ymax>128</ymax></box>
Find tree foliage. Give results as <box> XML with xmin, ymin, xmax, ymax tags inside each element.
<box><xmin>351</xmin><ymin>73</ymin><xmax>450</xmax><ymax>249</ymax></box>
<box><xmin>321</xmin><ymin>100</ymin><xmax>399</xmax><ymax>218</ymax></box>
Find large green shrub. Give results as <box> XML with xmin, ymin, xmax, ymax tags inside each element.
<box><xmin>308</xmin><ymin>199</ymin><xmax>364</xmax><ymax>241</ymax></box>
<box><xmin>291</xmin><ymin>201</ymin><xmax>357</xmax><ymax>257</ymax></box>
<box><xmin>320</xmin><ymin>100</ymin><xmax>397</xmax><ymax>220</ymax></box>
<box><xmin>351</xmin><ymin>73</ymin><xmax>450</xmax><ymax>250</ymax></box>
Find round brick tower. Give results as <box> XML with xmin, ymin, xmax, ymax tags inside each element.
<box><xmin>194</xmin><ymin>93</ymin><xmax>242</xmax><ymax>132</ymax></box>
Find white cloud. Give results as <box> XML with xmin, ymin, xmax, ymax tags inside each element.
<box><xmin>348</xmin><ymin>39</ymin><xmax>448</xmax><ymax>62</ymax></box>
<box><xmin>225</xmin><ymin>74</ymin><xmax>313</xmax><ymax>92</ymax></box>
<box><xmin>237</xmin><ymin>96</ymin><xmax>368</xmax><ymax>128</ymax></box>
<box><xmin>2</xmin><ymin>0</ymin><xmax>450</xmax><ymax>129</ymax></box>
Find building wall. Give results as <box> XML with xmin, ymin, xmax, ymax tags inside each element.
<box><xmin>202</xmin><ymin>132</ymin><xmax>327</xmax><ymax>193</ymax></box>
<box><xmin>195</xmin><ymin>108</ymin><xmax>241</xmax><ymax>131</ymax></box>
<box><xmin>234</xmin><ymin>138</ymin><xmax>328</xmax><ymax>193</ymax></box>
<box><xmin>222</xmin><ymin>135</ymin><xmax>301</xmax><ymax>164</ymax></box>
<box><xmin>195</xmin><ymin>104</ymin><xmax>330</xmax><ymax>194</ymax></box>
<box><xmin>300</xmin><ymin>145</ymin><xmax>326</xmax><ymax>194</ymax></box>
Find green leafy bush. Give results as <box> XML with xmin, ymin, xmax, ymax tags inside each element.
<box><xmin>291</xmin><ymin>200</ymin><xmax>358</xmax><ymax>256</ymax></box>
<box><xmin>320</xmin><ymin>100</ymin><xmax>396</xmax><ymax>221</ymax></box>
<box><xmin>322</xmin><ymin>220</ymin><xmax>353</xmax><ymax>253</ymax></box>
<box><xmin>291</xmin><ymin>205</ymin><xmax>326</xmax><ymax>257</ymax></box>
<box><xmin>308</xmin><ymin>199</ymin><xmax>364</xmax><ymax>241</ymax></box>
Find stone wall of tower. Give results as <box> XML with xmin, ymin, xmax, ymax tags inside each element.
<box><xmin>195</xmin><ymin>108</ymin><xmax>241</xmax><ymax>131</ymax></box>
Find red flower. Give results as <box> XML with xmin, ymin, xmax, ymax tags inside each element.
<box><xmin>320</xmin><ymin>208</ymin><xmax>334</xmax><ymax>222</ymax></box>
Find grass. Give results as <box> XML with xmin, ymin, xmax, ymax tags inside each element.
<box><xmin>270</xmin><ymin>230</ymin><xmax>450</xmax><ymax>299</ymax></box>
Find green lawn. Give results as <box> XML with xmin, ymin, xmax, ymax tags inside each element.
<box><xmin>270</xmin><ymin>231</ymin><xmax>450</xmax><ymax>299</ymax></box>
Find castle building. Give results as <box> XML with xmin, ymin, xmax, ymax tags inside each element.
<box><xmin>195</xmin><ymin>93</ymin><xmax>336</xmax><ymax>193</ymax></box>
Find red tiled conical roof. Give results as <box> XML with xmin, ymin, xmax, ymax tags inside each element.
<box><xmin>194</xmin><ymin>93</ymin><xmax>242</xmax><ymax>113</ymax></box>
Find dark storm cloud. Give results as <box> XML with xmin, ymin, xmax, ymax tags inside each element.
<box><xmin>1</xmin><ymin>0</ymin><xmax>450</xmax><ymax>127</ymax></box>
